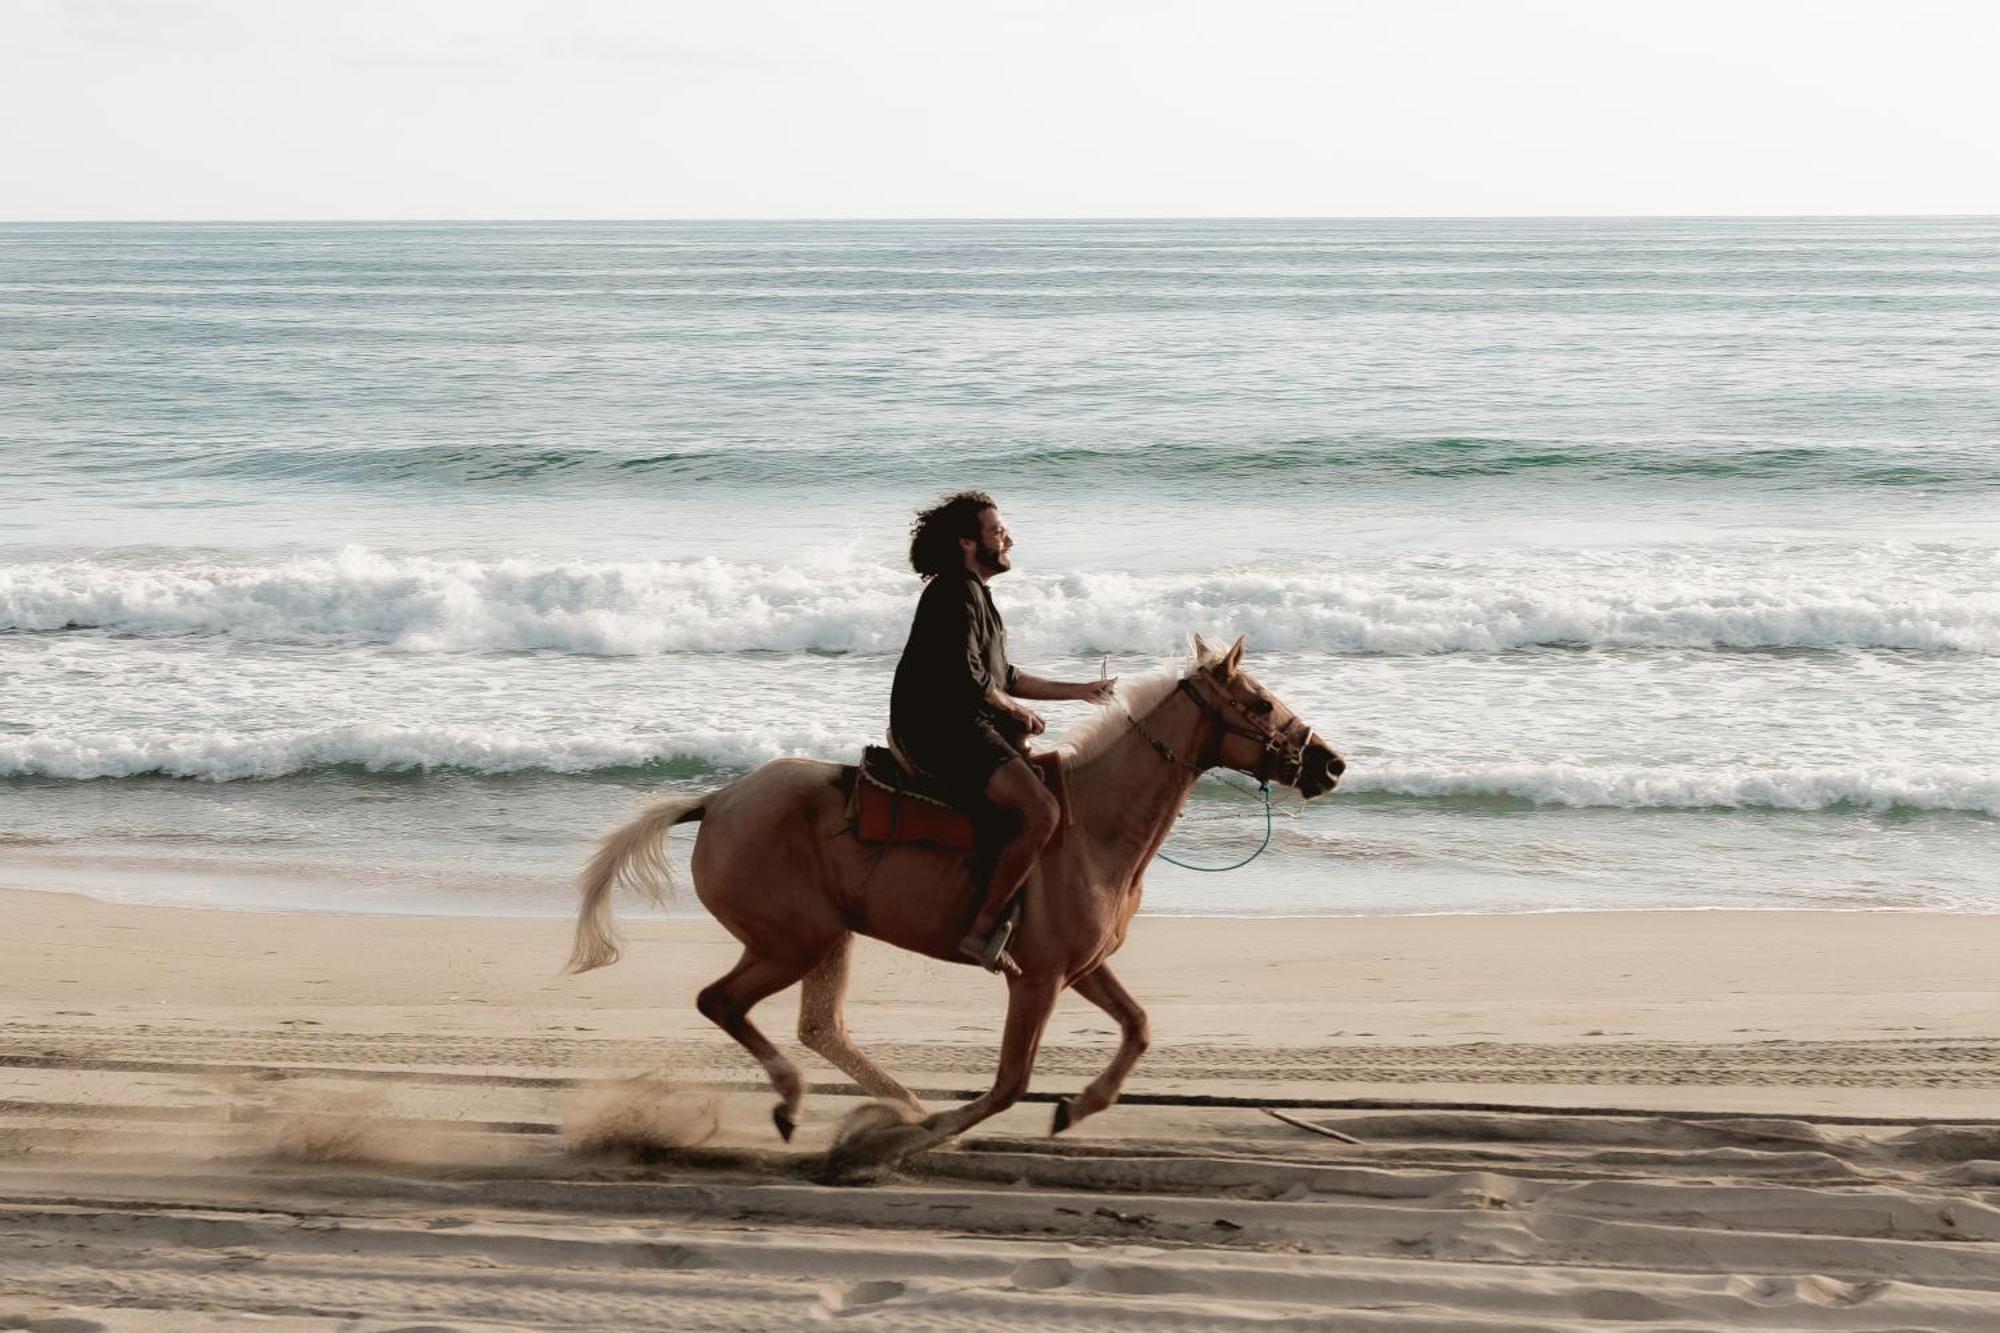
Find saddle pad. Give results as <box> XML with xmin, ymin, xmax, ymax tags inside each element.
<box><xmin>856</xmin><ymin>780</ymin><xmax>977</xmax><ymax>850</ymax></box>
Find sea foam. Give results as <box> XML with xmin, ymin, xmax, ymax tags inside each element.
<box><xmin>5</xmin><ymin>547</ymin><xmax>1995</xmax><ymax>655</ymax></box>
<box><xmin>0</xmin><ymin>723</ymin><xmax>848</xmax><ymax>784</ymax></box>
<box><xmin>3</xmin><ymin>727</ymin><xmax>1993</xmax><ymax>816</ymax></box>
<box><xmin>1348</xmin><ymin>762</ymin><xmax>2000</xmax><ymax>818</ymax></box>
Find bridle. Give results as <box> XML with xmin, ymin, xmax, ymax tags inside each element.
<box><xmin>1122</xmin><ymin>673</ymin><xmax>1320</xmax><ymax>789</ymax></box>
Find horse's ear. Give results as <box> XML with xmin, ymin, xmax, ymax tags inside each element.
<box><xmin>1190</xmin><ymin>632</ymin><xmax>1215</xmax><ymax>664</ymax></box>
<box><xmin>1217</xmin><ymin>635</ymin><xmax>1246</xmax><ymax>679</ymax></box>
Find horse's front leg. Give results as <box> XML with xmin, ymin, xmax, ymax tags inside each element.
<box><xmin>920</xmin><ymin>972</ymin><xmax>1062</xmax><ymax>1140</ymax></box>
<box><xmin>1050</xmin><ymin>964</ymin><xmax>1150</xmax><ymax>1134</ymax></box>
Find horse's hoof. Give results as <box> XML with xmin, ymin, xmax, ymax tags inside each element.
<box><xmin>1050</xmin><ymin>1100</ymin><xmax>1073</xmax><ymax>1136</ymax></box>
<box><xmin>773</xmin><ymin>1107</ymin><xmax>797</xmax><ymax>1143</ymax></box>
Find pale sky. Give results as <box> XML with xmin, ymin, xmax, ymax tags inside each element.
<box><xmin>2</xmin><ymin>0</ymin><xmax>1995</xmax><ymax>220</ymax></box>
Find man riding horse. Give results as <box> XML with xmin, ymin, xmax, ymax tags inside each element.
<box><xmin>889</xmin><ymin>492</ymin><xmax>1117</xmax><ymax>974</ymax></box>
<box><xmin>566</xmin><ymin>500</ymin><xmax>1344</xmax><ymax>1155</ymax></box>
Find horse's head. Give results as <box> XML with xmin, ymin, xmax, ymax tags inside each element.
<box><xmin>1186</xmin><ymin>634</ymin><xmax>1344</xmax><ymax>799</ymax></box>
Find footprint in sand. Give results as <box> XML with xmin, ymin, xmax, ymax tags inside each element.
<box><xmin>1010</xmin><ymin>1256</ymin><xmax>1078</xmax><ymax>1290</ymax></box>
<box><xmin>826</xmin><ymin>1279</ymin><xmax>907</xmax><ymax>1311</ymax></box>
<box><xmin>1079</xmin><ymin>1264</ymin><xmax>1207</xmax><ymax>1297</ymax></box>
<box><xmin>1576</xmin><ymin>1288</ymin><xmax>1677</xmax><ymax>1321</ymax></box>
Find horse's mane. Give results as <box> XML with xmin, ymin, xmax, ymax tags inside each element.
<box><xmin>1054</xmin><ymin>663</ymin><xmax>1185</xmax><ymax>765</ymax></box>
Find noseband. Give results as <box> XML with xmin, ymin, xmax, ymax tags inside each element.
<box><xmin>1123</xmin><ymin>675</ymin><xmax>1319</xmax><ymax>787</ymax></box>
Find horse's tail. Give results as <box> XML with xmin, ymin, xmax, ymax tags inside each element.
<box><xmin>567</xmin><ymin>794</ymin><xmax>707</xmax><ymax>974</ymax></box>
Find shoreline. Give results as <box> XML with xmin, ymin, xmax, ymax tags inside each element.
<box><xmin>8</xmin><ymin>871</ymin><xmax>2000</xmax><ymax>924</ymax></box>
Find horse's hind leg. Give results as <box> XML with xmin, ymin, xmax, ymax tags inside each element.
<box><xmin>797</xmin><ymin>935</ymin><xmax>927</xmax><ymax>1115</ymax></box>
<box><xmin>696</xmin><ymin>950</ymin><xmax>816</xmax><ymax>1141</ymax></box>
<box><xmin>1050</xmin><ymin>964</ymin><xmax>1150</xmax><ymax>1135</ymax></box>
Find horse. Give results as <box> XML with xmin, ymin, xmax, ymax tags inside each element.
<box><xmin>566</xmin><ymin>634</ymin><xmax>1344</xmax><ymax>1154</ymax></box>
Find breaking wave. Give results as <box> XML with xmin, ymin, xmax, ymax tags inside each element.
<box><xmin>0</xmin><ymin>724</ymin><xmax>845</xmax><ymax>784</ymax></box>
<box><xmin>3</xmin><ymin>728</ymin><xmax>1994</xmax><ymax>817</ymax></box>
<box><xmin>1345</xmin><ymin>763</ymin><xmax>2000</xmax><ymax>818</ymax></box>
<box><xmin>6</xmin><ymin>547</ymin><xmax>1996</xmax><ymax>655</ymax></box>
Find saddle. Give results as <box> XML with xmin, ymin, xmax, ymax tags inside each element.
<box><xmin>845</xmin><ymin>743</ymin><xmax>1068</xmax><ymax>852</ymax></box>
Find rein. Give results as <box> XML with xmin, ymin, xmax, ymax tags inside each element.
<box><xmin>1119</xmin><ymin>675</ymin><xmax>1295</xmax><ymax>873</ymax></box>
<box><xmin>1155</xmin><ymin>776</ymin><xmax>1275</xmax><ymax>873</ymax></box>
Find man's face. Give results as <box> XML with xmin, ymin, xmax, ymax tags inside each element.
<box><xmin>966</xmin><ymin>507</ymin><xmax>1013</xmax><ymax>576</ymax></box>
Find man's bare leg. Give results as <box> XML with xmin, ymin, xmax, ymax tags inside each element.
<box><xmin>960</xmin><ymin>756</ymin><xmax>1059</xmax><ymax>975</ymax></box>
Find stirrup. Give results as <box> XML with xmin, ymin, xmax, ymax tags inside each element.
<box><xmin>964</xmin><ymin>897</ymin><xmax>1023</xmax><ymax>973</ymax></box>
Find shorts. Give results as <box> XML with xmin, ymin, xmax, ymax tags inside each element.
<box><xmin>892</xmin><ymin>715</ymin><xmax>1029</xmax><ymax>808</ymax></box>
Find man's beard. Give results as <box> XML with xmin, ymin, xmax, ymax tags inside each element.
<box><xmin>975</xmin><ymin>540</ymin><xmax>1011</xmax><ymax>574</ymax></box>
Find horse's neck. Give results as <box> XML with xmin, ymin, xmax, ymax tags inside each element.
<box><xmin>1067</xmin><ymin>690</ymin><xmax>1206</xmax><ymax>887</ymax></box>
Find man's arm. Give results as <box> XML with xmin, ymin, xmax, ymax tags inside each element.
<box><xmin>1008</xmin><ymin>671</ymin><xmax>1118</xmax><ymax>705</ymax></box>
<box><xmin>981</xmin><ymin>672</ymin><xmax>1114</xmax><ymax>739</ymax></box>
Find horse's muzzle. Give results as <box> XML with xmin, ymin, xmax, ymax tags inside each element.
<box><xmin>1298</xmin><ymin>741</ymin><xmax>1344</xmax><ymax>799</ymax></box>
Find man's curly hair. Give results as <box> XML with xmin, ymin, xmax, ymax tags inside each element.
<box><xmin>908</xmin><ymin>490</ymin><xmax>996</xmax><ymax>580</ymax></box>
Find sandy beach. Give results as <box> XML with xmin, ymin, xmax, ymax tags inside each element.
<box><xmin>5</xmin><ymin>883</ymin><xmax>2000</xmax><ymax>1328</ymax></box>
<box><xmin>10</xmin><ymin>0</ymin><xmax>2000</xmax><ymax>1320</ymax></box>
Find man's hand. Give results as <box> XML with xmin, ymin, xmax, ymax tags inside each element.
<box><xmin>1075</xmin><ymin>677</ymin><xmax>1118</xmax><ymax>705</ymax></box>
<box><xmin>1012</xmin><ymin>704</ymin><xmax>1047</xmax><ymax>736</ymax></box>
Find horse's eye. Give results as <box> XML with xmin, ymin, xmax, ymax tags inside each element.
<box><xmin>1248</xmin><ymin>699</ymin><xmax>1274</xmax><ymax>715</ymax></box>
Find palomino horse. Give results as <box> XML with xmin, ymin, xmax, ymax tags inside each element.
<box><xmin>567</xmin><ymin>634</ymin><xmax>1343</xmax><ymax>1150</ymax></box>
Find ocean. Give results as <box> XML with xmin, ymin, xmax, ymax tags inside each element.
<box><xmin>2</xmin><ymin>217</ymin><xmax>1995</xmax><ymax>919</ymax></box>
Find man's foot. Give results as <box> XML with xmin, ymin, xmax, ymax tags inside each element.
<box><xmin>958</xmin><ymin>914</ymin><xmax>1021</xmax><ymax>977</ymax></box>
